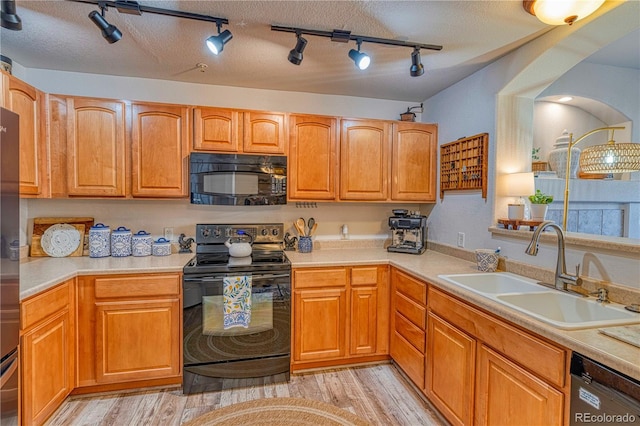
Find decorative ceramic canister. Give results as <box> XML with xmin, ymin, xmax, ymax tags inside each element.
<box><xmin>111</xmin><ymin>226</ymin><xmax>132</xmax><ymax>257</ymax></box>
<box><xmin>152</xmin><ymin>237</ymin><xmax>172</xmax><ymax>256</ymax></box>
<box><xmin>89</xmin><ymin>223</ymin><xmax>111</xmax><ymax>258</ymax></box>
<box><xmin>298</xmin><ymin>236</ymin><xmax>313</xmax><ymax>253</ymax></box>
<box><xmin>548</xmin><ymin>129</ymin><xmax>580</xmax><ymax>179</ymax></box>
<box><xmin>132</xmin><ymin>230</ymin><xmax>152</xmax><ymax>257</ymax></box>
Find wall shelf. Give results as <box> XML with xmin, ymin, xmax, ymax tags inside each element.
<box><xmin>439</xmin><ymin>133</ymin><xmax>488</xmax><ymax>200</ymax></box>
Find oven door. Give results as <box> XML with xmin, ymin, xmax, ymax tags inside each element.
<box><xmin>183</xmin><ymin>271</ymin><xmax>290</xmax><ymax>389</ymax></box>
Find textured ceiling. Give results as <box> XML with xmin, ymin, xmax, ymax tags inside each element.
<box><xmin>0</xmin><ymin>1</ymin><xmax>635</xmax><ymax>102</ymax></box>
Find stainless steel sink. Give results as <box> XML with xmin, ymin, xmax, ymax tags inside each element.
<box><xmin>438</xmin><ymin>272</ymin><xmax>640</xmax><ymax>330</ymax></box>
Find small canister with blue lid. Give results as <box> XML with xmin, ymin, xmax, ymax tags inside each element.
<box><xmin>132</xmin><ymin>230</ymin><xmax>152</xmax><ymax>257</ymax></box>
<box><xmin>152</xmin><ymin>237</ymin><xmax>172</xmax><ymax>256</ymax></box>
<box><xmin>111</xmin><ymin>226</ymin><xmax>132</xmax><ymax>257</ymax></box>
<box><xmin>89</xmin><ymin>223</ymin><xmax>111</xmax><ymax>258</ymax></box>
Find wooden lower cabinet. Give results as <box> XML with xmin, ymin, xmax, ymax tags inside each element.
<box><xmin>425</xmin><ymin>313</ymin><xmax>475</xmax><ymax>426</ymax></box>
<box><xmin>20</xmin><ymin>279</ymin><xmax>75</xmax><ymax>426</ymax></box>
<box><xmin>390</xmin><ymin>268</ymin><xmax>427</xmax><ymax>387</ymax></box>
<box><xmin>76</xmin><ymin>273</ymin><xmax>182</xmax><ymax>390</ymax></box>
<box><xmin>475</xmin><ymin>345</ymin><xmax>564</xmax><ymax>426</ymax></box>
<box><xmin>292</xmin><ymin>265</ymin><xmax>388</xmax><ymax>370</ymax></box>
<box><xmin>425</xmin><ymin>287</ymin><xmax>568</xmax><ymax>426</ymax></box>
<box><xmin>294</xmin><ymin>287</ymin><xmax>347</xmax><ymax>361</ymax></box>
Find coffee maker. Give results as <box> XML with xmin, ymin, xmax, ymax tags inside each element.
<box><xmin>387</xmin><ymin>210</ymin><xmax>427</xmax><ymax>255</ymax></box>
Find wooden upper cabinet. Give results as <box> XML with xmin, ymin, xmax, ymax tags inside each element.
<box><xmin>4</xmin><ymin>74</ymin><xmax>47</xmax><ymax>197</ymax></box>
<box><xmin>392</xmin><ymin>122</ymin><xmax>437</xmax><ymax>202</ymax></box>
<box><xmin>193</xmin><ymin>107</ymin><xmax>241</xmax><ymax>152</ymax></box>
<box><xmin>66</xmin><ymin>97</ymin><xmax>127</xmax><ymax>197</ymax></box>
<box><xmin>288</xmin><ymin>114</ymin><xmax>338</xmax><ymax>200</ymax></box>
<box><xmin>339</xmin><ymin>119</ymin><xmax>392</xmax><ymax>201</ymax></box>
<box><xmin>131</xmin><ymin>102</ymin><xmax>190</xmax><ymax>198</ymax></box>
<box><xmin>243</xmin><ymin>111</ymin><xmax>286</xmax><ymax>154</ymax></box>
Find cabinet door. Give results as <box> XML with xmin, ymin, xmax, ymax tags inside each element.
<box><xmin>426</xmin><ymin>313</ymin><xmax>476</xmax><ymax>426</ymax></box>
<box><xmin>131</xmin><ymin>103</ymin><xmax>189</xmax><ymax>197</ymax></box>
<box><xmin>95</xmin><ymin>299</ymin><xmax>181</xmax><ymax>383</ymax></box>
<box><xmin>475</xmin><ymin>345</ymin><xmax>564</xmax><ymax>426</ymax></box>
<box><xmin>243</xmin><ymin>111</ymin><xmax>286</xmax><ymax>154</ymax></box>
<box><xmin>5</xmin><ymin>75</ymin><xmax>47</xmax><ymax>196</ymax></box>
<box><xmin>350</xmin><ymin>286</ymin><xmax>378</xmax><ymax>355</ymax></box>
<box><xmin>21</xmin><ymin>310</ymin><xmax>73</xmax><ymax>426</ymax></box>
<box><xmin>288</xmin><ymin>114</ymin><xmax>338</xmax><ymax>200</ymax></box>
<box><xmin>193</xmin><ymin>107</ymin><xmax>241</xmax><ymax>152</ymax></box>
<box><xmin>47</xmin><ymin>95</ymin><xmax>68</xmax><ymax>197</ymax></box>
<box><xmin>294</xmin><ymin>288</ymin><xmax>347</xmax><ymax>361</ymax></box>
<box><xmin>66</xmin><ymin>97</ymin><xmax>127</xmax><ymax>196</ymax></box>
<box><xmin>339</xmin><ymin>119</ymin><xmax>391</xmax><ymax>200</ymax></box>
<box><xmin>392</xmin><ymin>122</ymin><xmax>437</xmax><ymax>201</ymax></box>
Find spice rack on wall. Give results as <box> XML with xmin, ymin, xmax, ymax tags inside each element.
<box><xmin>439</xmin><ymin>133</ymin><xmax>488</xmax><ymax>200</ymax></box>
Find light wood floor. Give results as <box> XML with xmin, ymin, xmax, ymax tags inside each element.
<box><xmin>46</xmin><ymin>363</ymin><xmax>445</xmax><ymax>425</ymax></box>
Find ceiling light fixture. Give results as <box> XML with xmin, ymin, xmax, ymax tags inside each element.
<box><xmin>1</xmin><ymin>0</ymin><xmax>22</xmax><ymax>31</ymax></box>
<box><xmin>410</xmin><ymin>47</ymin><xmax>424</xmax><ymax>77</ymax></box>
<box><xmin>523</xmin><ymin>0</ymin><xmax>605</xmax><ymax>25</ymax></box>
<box><xmin>271</xmin><ymin>25</ymin><xmax>442</xmax><ymax>75</ymax></box>
<box><xmin>68</xmin><ymin>0</ymin><xmax>230</xmax><ymax>51</ymax></box>
<box><xmin>348</xmin><ymin>40</ymin><xmax>370</xmax><ymax>70</ymax></box>
<box><xmin>89</xmin><ymin>6</ymin><xmax>122</xmax><ymax>44</ymax></box>
<box><xmin>206</xmin><ymin>21</ymin><xmax>233</xmax><ymax>55</ymax></box>
<box><xmin>288</xmin><ymin>32</ymin><xmax>308</xmax><ymax>65</ymax></box>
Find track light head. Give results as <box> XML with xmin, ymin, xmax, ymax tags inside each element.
<box><xmin>1</xmin><ymin>0</ymin><xmax>22</xmax><ymax>31</ymax></box>
<box><xmin>288</xmin><ymin>34</ymin><xmax>307</xmax><ymax>65</ymax></box>
<box><xmin>206</xmin><ymin>28</ymin><xmax>233</xmax><ymax>55</ymax></box>
<box><xmin>88</xmin><ymin>9</ymin><xmax>122</xmax><ymax>44</ymax></box>
<box><xmin>410</xmin><ymin>48</ymin><xmax>424</xmax><ymax>77</ymax></box>
<box><xmin>348</xmin><ymin>41</ymin><xmax>370</xmax><ymax>70</ymax></box>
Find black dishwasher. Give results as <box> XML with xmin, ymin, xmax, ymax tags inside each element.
<box><xmin>570</xmin><ymin>352</ymin><xmax>640</xmax><ymax>425</ymax></box>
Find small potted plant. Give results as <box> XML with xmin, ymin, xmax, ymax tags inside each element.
<box><xmin>528</xmin><ymin>189</ymin><xmax>553</xmax><ymax>220</ymax></box>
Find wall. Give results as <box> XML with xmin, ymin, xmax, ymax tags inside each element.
<box><xmin>422</xmin><ymin>2</ymin><xmax>640</xmax><ymax>289</ymax></box>
<box><xmin>18</xmin><ymin>68</ymin><xmax>422</xmax><ymax>246</ymax></box>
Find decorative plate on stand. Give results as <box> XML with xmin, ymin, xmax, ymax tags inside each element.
<box><xmin>40</xmin><ymin>223</ymin><xmax>81</xmax><ymax>257</ymax></box>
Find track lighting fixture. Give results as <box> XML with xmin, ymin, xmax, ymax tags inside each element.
<box><xmin>89</xmin><ymin>6</ymin><xmax>122</xmax><ymax>44</ymax></box>
<box><xmin>410</xmin><ymin>47</ymin><xmax>424</xmax><ymax>77</ymax></box>
<box><xmin>69</xmin><ymin>0</ymin><xmax>231</xmax><ymax>52</ymax></box>
<box><xmin>272</xmin><ymin>25</ymin><xmax>442</xmax><ymax>75</ymax></box>
<box><xmin>1</xmin><ymin>0</ymin><xmax>22</xmax><ymax>31</ymax></box>
<box><xmin>206</xmin><ymin>21</ymin><xmax>233</xmax><ymax>55</ymax></box>
<box><xmin>348</xmin><ymin>40</ymin><xmax>370</xmax><ymax>70</ymax></box>
<box><xmin>288</xmin><ymin>33</ymin><xmax>308</xmax><ymax>65</ymax></box>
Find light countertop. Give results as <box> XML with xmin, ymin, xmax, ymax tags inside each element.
<box><xmin>20</xmin><ymin>248</ymin><xmax>640</xmax><ymax>381</ymax></box>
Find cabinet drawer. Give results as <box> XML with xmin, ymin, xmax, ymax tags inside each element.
<box><xmin>390</xmin><ymin>331</ymin><xmax>425</xmax><ymax>387</ymax></box>
<box><xmin>395</xmin><ymin>292</ymin><xmax>426</xmax><ymax>329</ymax></box>
<box><xmin>95</xmin><ymin>273</ymin><xmax>181</xmax><ymax>299</ymax></box>
<box><xmin>351</xmin><ymin>267</ymin><xmax>379</xmax><ymax>286</ymax></box>
<box><xmin>429</xmin><ymin>288</ymin><xmax>566</xmax><ymax>387</ymax></box>
<box><xmin>294</xmin><ymin>268</ymin><xmax>347</xmax><ymax>289</ymax></box>
<box><xmin>394</xmin><ymin>311</ymin><xmax>425</xmax><ymax>353</ymax></box>
<box><xmin>21</xmin><ymin>280</ymin><xmax>71</xmax><ymax>330</ymax></box>
<box><xmin>393</xmin><ymin>269</ymin><xmax>427</xmax><ymax>305</ymax></box>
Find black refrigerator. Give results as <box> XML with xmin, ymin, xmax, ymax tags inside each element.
<box><xmin>0</xmin><ymin>107</ymin><xmax>20</xmax><ymax>425</ymax></box>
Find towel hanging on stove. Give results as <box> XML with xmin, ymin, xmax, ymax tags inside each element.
<box><xmin>223</xmin><ymin>275</ymin><xmax>252</xmax><ymax>329</ymax></box>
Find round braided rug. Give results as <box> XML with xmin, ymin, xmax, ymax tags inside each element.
<box><xmin>183</xmin><ymin>397</ymin><xmax>371</xmax><ymax>426</ymax></box>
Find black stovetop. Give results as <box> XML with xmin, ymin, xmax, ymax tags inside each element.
<box><xmin>183</xmin><ymin>248</ymin><xmax>290</xmax><ymax>275</ymax></box>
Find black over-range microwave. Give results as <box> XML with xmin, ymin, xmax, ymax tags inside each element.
<box><xmin>190</xmin><ymin>153</ymin><xmax>287</xmax><ymax>205</ymax></box>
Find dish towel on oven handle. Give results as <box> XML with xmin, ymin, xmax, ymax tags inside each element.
<box><xmin>223</xmin><ymin>275</ymin><xmax>252</xmax><ymax>329</ymax></box>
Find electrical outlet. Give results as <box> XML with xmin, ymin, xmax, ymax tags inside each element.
<box><xmin>457</xmin><ymin>232</ymin><xmax>465</xmax><ymax>248</ymax></box>
<box><xmin>164</xmin><ymin>227</ymin><xmax>174</xmax><ymax>241</ymax></box>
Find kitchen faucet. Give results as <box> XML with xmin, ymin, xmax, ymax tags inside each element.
<box><xmin>525</xmin><ymin>221</ymin><xmax>583</xmax><ymax>292</ymax></box>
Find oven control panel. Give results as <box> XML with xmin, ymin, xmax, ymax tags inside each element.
<box><xmin>196</xmin><ymin>223</ymin><xmax>284</xmax><ymax>244</ymax></box>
